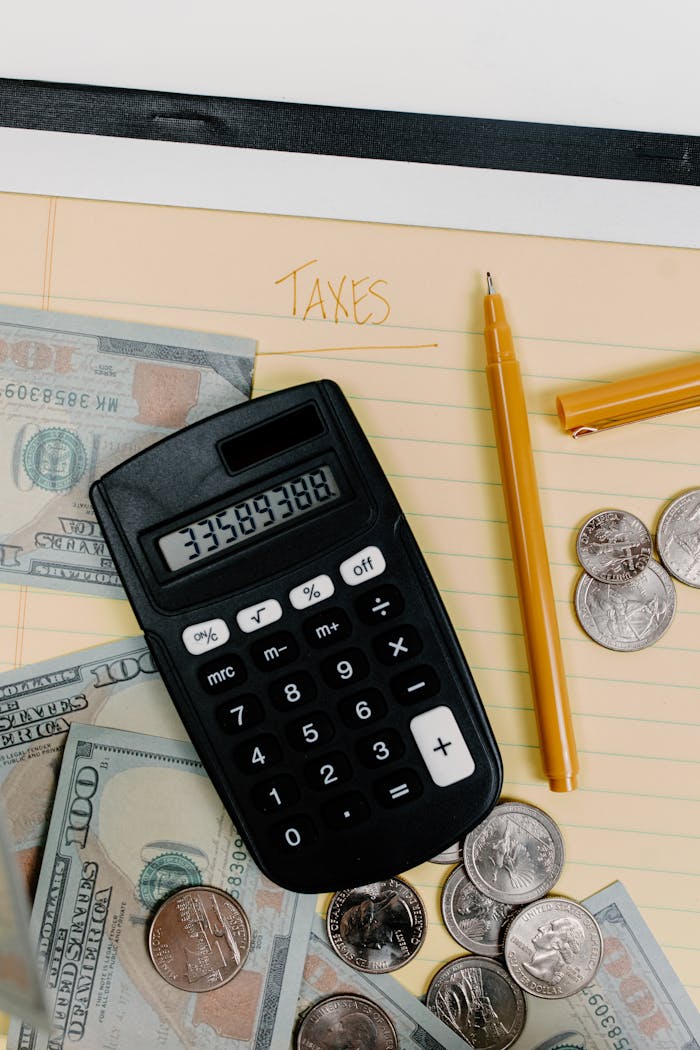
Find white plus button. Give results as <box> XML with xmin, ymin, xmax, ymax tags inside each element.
<box><xmin>339</xmin><ymin>545</ymin><xmax>386</xmax><ymax>586</ymax></box>
<box><xmin>236</xmin><ymin>599</ymin><xmax>283</xmax><ymax>634</ymax></box>
<box><xmin>410</xmin><ymin>706</ymin><xmax>475</xmax><ymax>786</ymax></box>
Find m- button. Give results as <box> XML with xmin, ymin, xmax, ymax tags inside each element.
<box><xmin>339</xmin><ymin>546</ymin><xmax>386</xmax><ymax>586</ymax></box>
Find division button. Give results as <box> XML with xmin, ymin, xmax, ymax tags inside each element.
<box><xmin>182</xmin><ymin>618</ymin><xmax>230</xmax><ymax>656</ymax></box>
<box><xmin>289</xmin><ymin>574</ymin><xmax>335</xmax><ymax>610</ymax></box>
<box><xmin>339</xmin><ymin>545</ymin><xmax>386</xmax><ymax>586</ymax></box>
<box><xmin>250</xmin><ymin>631</ymin><xmax>299</xmax><ymax>671</ymax></box>
<box><xmin>409</xmin><ymin>706</ymin><xmax>475</xmax><ymax>786</ymax></box>
<box><xmin>321</xmin><ymin>791</ymin><xmax>370</xmax><ymax>830</ymax></box>
<box><xmin>236</xmin><ymin>599</ymin><xmax>283</xmax><ymax>634</ymax></box>
<box><xmin>198</xmin><ymin>652</ymin><xmax>247</xmax><ymax>695</ymax></box>
<box><xmin>355</xmin><ymin>584</ymin><xmax>404</xmax><ymax>624</ymax></box>
<box><xmin>303</xmin><ymin>608</ymin><xmax>352</xmax><ymax>648</ymax></box>
<box><xmin>373</xmin><ymin>769</ymin><xmax>423</xmax><ymax>808</ymax></box>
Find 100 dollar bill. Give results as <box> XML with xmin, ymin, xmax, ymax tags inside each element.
<box><xmin>8</xmin><ymin>722</ymin><xmax>315</xmax><ymax>1050</ymax></box>
<box><xmin>0</xmin><ymin>304</ymin><xmax>255</xmax><ymax>596</ymax></box>
<box><xmin>0</xmin><ymin>636</ymin><xmax>188</xmax><ymax>891</ymax></box>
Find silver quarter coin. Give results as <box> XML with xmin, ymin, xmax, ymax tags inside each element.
<box><xmin>463</xmin><ymin>801</ymin><xmax>565</xmax><ymax>906</ymax></box>
<box><xmin>576</xmin><ymin>509</ymin><xmax>652</xmax><ymax>583</ymax></box>
<box><xmin>326</xmin><ymin>877</ymin><xmax>426</xmax><ymax>973</ymax></box>
<box><xmin>441</xmin><ymin>865</ymin><xmax>520</xmax><ymax>956</ymax></box>
<box><xmin>430</xmin><ymin>841</ymin><xmax>462</xmax><ymax>864</ymax></box>
<box><xmin>504</xmin><ymin>896</ymin><xmax>602</xmax><ymax>998</ymax></box>
<box><xmin>426</xmin><ymin>956</ymin><xmax>526</xmax><ymax>1050</ymax></box>
<box><xmin>656</xmin><ymin>489</ymin><xmax>700</xmax><ymax>588</ymax></box>
<box><xmin>296</xmin><ymin>994</ymin><xmax>398</xmax><ymax>1050</ymax></box>
<box><xmin>575</xmin><ymin>561</ymin><xmax>676</xmax><ymax>651</ymax></box>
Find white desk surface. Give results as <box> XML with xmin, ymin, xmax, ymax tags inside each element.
<box><xmin>2</xmin><ymin>0</ymin><xmax>700</xmax><ymax>136</ymax></box>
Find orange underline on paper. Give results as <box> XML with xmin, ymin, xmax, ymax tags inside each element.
<box><xmin>257</xmin><ymin>342</ymin><xmax>439</xmax><ymax>356</ymax></box>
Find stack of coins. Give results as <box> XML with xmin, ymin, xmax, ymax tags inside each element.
<box><xmin>574</xmin><ymin>508</ymin><xmax>676</xmax><ymax>651</ymax></box>
<box><xmin>427</xmin><ymin>801</ymin><xmax>603</xmax><ymax>1048</ymax></box>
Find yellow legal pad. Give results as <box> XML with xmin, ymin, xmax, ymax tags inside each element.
<box><xmin>0</xmin><ymin>193</ymin><xmax>698</xmax><ymax>1012</ymax></box>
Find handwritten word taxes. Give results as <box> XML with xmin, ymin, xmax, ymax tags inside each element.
<box><xmin>275</xmin><ymin>259</ymin><xmax>391</xmax><ymax>325</ymax></box>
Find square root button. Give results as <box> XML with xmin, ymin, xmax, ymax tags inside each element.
<box><xmin>409</xmin><ymin>706</ymin><xmax>475</xmax><ymax>786</ymax></box>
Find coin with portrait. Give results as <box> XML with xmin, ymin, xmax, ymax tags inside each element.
<box><xmin>326</xmin><ymin>877</ymin><xmax>426</xmax><ymax>973</ymax></box>
<box><xmin>296</xmin><ymin>994</ymin><xmax>398</xmax><ymax>1050</ymax></box>
<box><xmin>504</xmin><ymin>896</ymin><xmax>602</xmax><ymax>998</ymax></box>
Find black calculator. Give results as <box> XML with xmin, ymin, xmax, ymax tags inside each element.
<box><xmin>91</xmin><ymin>380</ymin><xmax>501</xmax><ymax>892</ymax></box>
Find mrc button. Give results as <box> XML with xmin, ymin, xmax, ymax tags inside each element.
<box><xmin>197</xmin><ymin>652</ymin><xmax>247</xmax><ymax>695</ymax></box>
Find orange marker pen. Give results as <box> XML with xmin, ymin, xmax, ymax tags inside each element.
<box><xmin>483</xmin><ymin>274</ymin><xmax>578</xmax><ymax>792</ymax></box>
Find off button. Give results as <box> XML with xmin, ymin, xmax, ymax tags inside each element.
<box><xmin>339</xmin><ymin>546</ymin><xmax>386</xmax><ymax>586</ymax></box>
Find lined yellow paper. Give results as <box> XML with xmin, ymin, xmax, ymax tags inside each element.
<box><xmin>0</xmin><ymin>192</ymin><xmax>698</xmax><ymax>1011</ymax></box>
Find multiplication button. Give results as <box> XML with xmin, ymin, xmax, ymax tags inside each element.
<box><xmin>373</xmin><ymin>625</ymin><xmax>422</xmax><ymax>664</ymax></box>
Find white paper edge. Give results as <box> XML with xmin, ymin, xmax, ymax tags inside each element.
<box><xmin>0</xmin><ymin>127</ymin><xmax>698</xmax><ymax>249</ymax></box>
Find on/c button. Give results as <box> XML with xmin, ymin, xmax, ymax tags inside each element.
<box><xmin>339</xmin><ymin>546</ymin><xmax>386</xmax><ymax>586</ymax></box>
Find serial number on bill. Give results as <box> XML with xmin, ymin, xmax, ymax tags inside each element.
<box><xmin>2</xmin><ymin>383</ymin><xmax>119</xmax><ymax>412</ymax></box>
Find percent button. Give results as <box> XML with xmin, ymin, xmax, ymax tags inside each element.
<box><xmin>289</xmin><ymin>574</ymin><xmax>334</xmax><ymax>610</ymax></box>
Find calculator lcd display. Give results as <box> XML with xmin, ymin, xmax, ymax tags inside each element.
<box><xmin>156</xmin><ymin>464</ymin><xmax>341</xmax><ymax>571</ymax></box>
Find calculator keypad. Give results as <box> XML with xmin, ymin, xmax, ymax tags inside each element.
<box><xmin>182</xmin><ymin>543</ymin><xmax>478</xmax><ymax>872</ymax></box>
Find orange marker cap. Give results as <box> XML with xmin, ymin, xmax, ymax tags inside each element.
<box><xmin>556</xmin><ymin>358</ymin><xmax>700</xmax><ymax>436</ymax></box>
